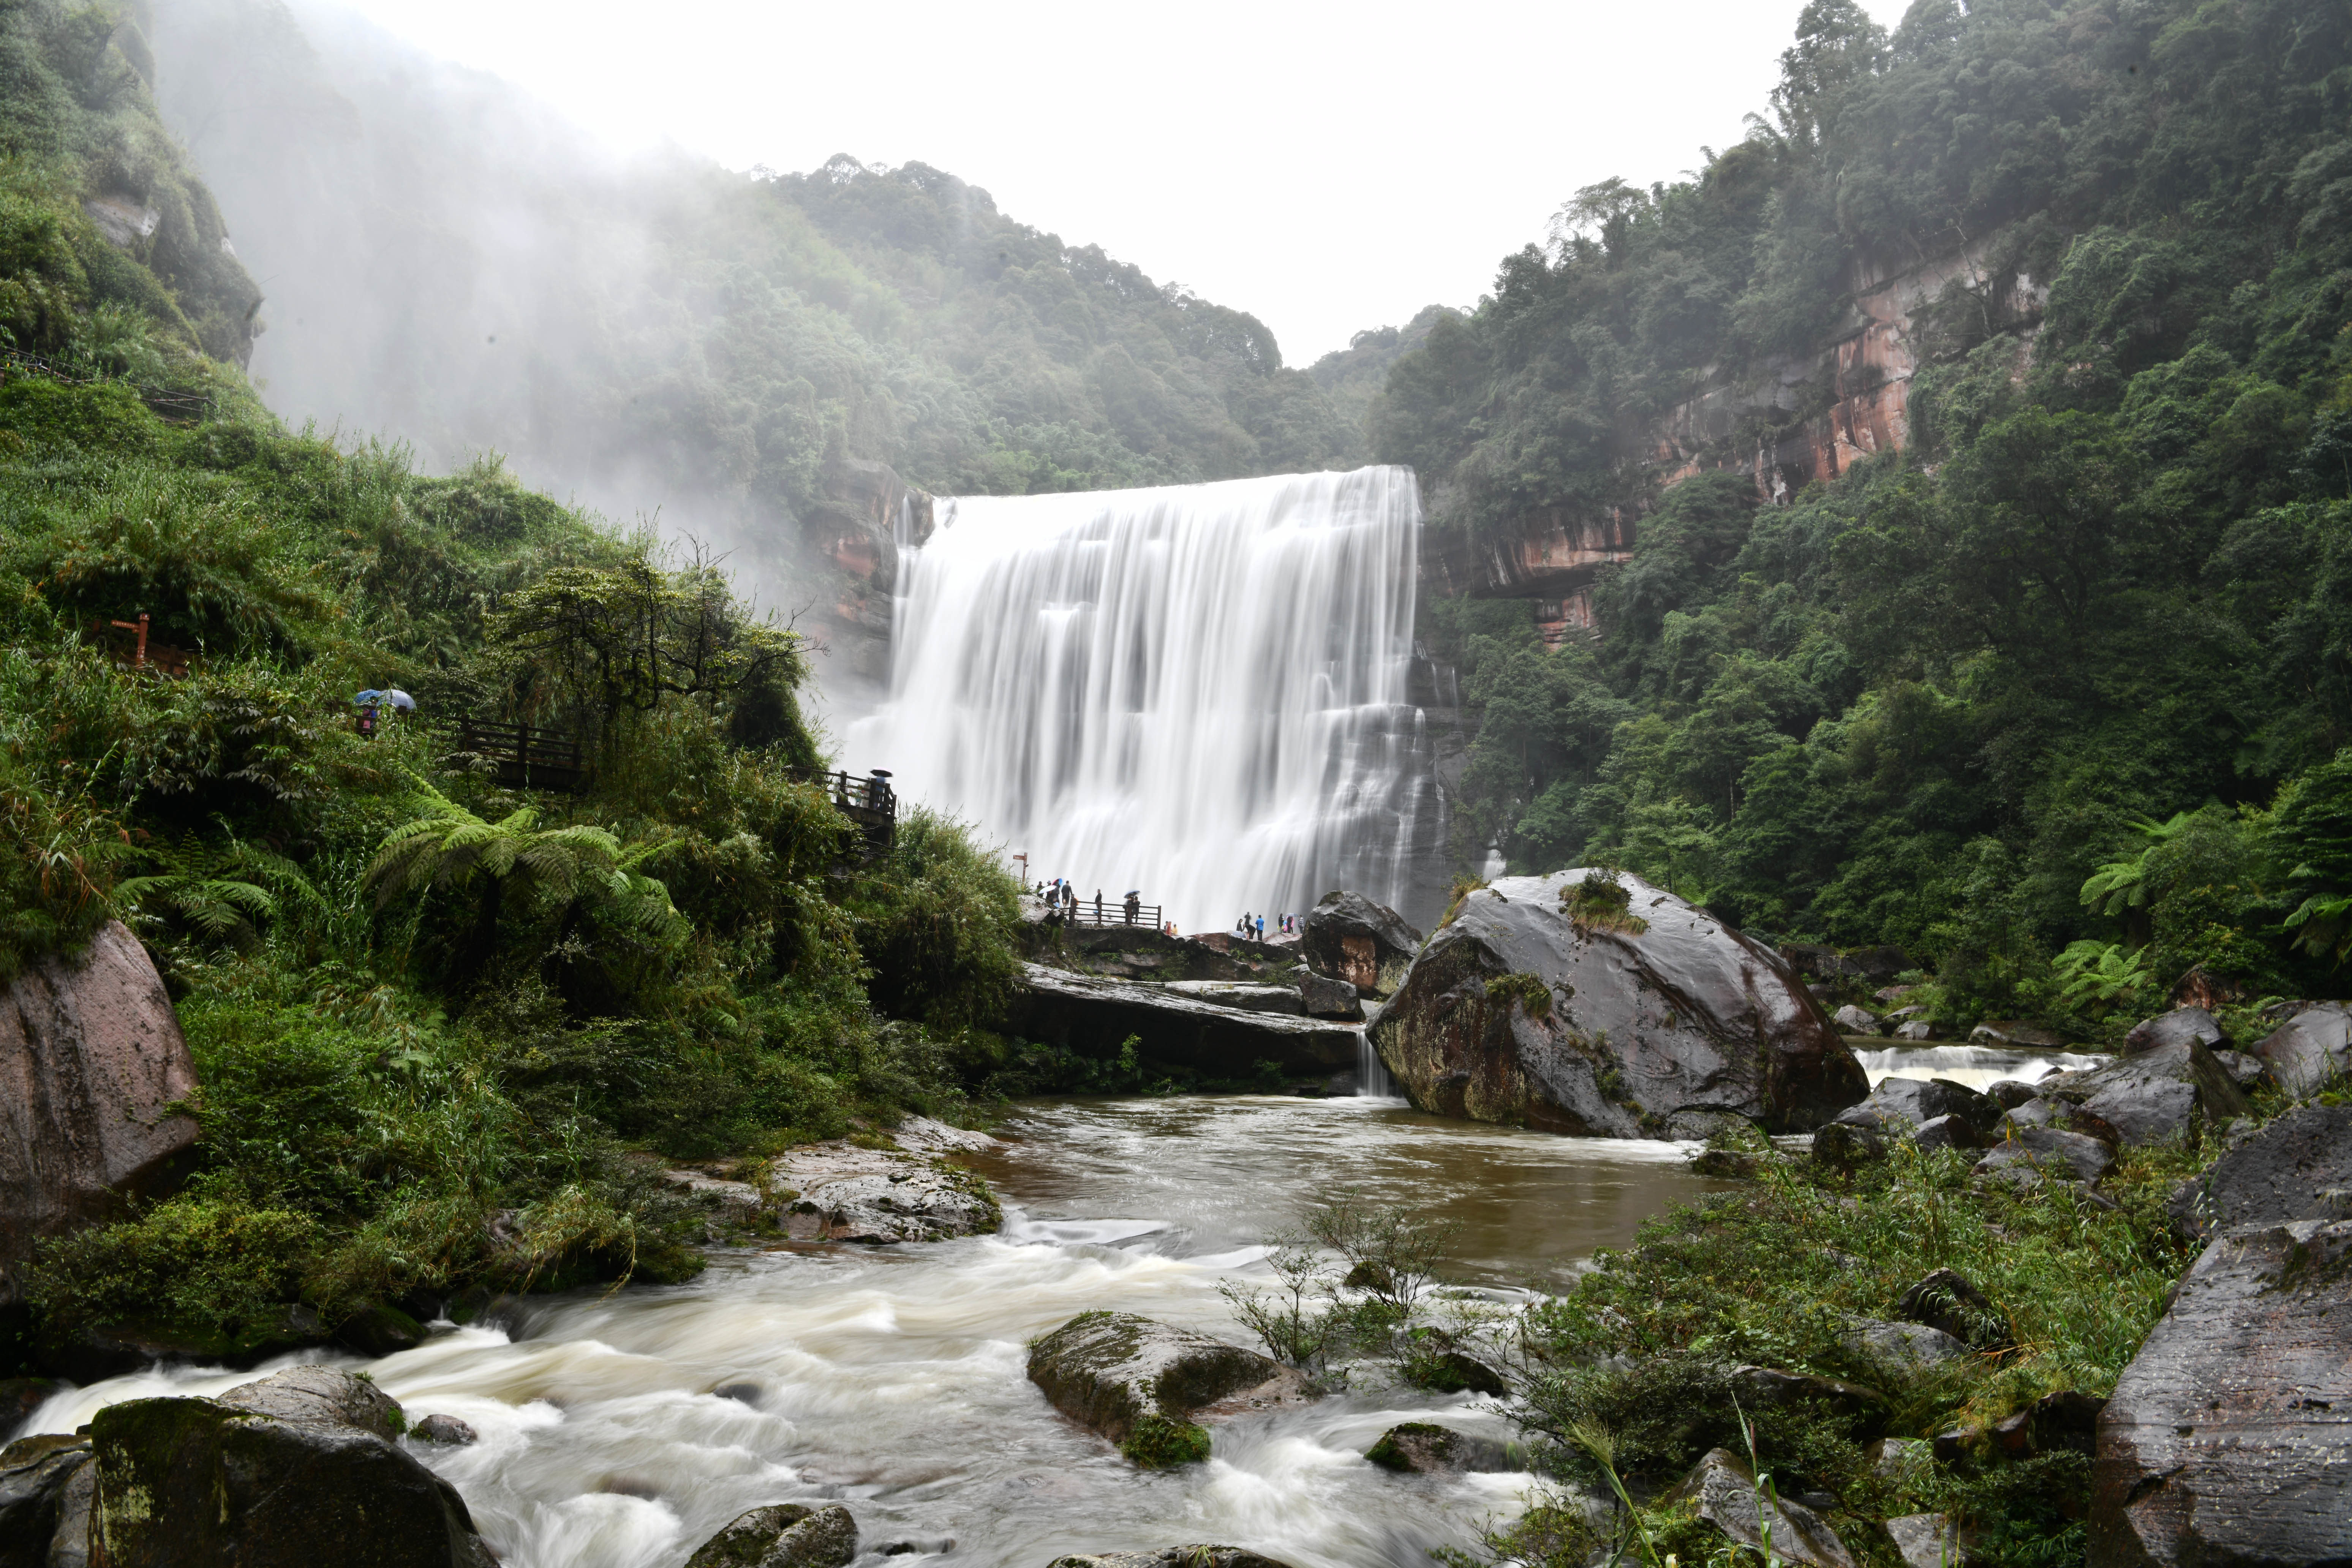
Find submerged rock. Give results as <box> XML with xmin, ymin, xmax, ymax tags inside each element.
<box><xmin>1667</xmin><ymin>1446</ymin><xmax>1856</xmax><ymax>1568</ymax></box>
<box><xmin>1369</xmin><ymin>870</ymin><xmax>1865</xmax><ymax>1137</ymax></box>
<box><xmin>2165</xmin><ymin>1103</ymin><xmax>2352</xmax><ymax>1241</ymax></box>
<box><xmin>684</xmin><ymin>1503</ymin><xmax>857</xmax><ymax>1568</ymax></box>
<box><xmin>0</xmin><ymin>921</ymin><xmax>200</xmax><ymax>1306</ymax></box>
<box><xmin>2089</xmin><ymin>1219</ymin><xmax>2352</xmax><ymax>1568</ymax></box>
<box><xmin>1364</xmin><ymin>1421</ymin><xmax>1522</xmax><ymax>1473</ymax></box>
<box><xmin>87</xmin><ymin>1366</ymin><xmax>493</xmax><ymax>1566</ymax></box>
<box><xmin>1300</xmin><ymin>891</ymin><xmax>1423</xmax><ymax>997</ymax></box>
<box><xmin>1025</xmin><ymin>1311</ymin><xmax>1302</xmax><ymax>1468</ymax></box>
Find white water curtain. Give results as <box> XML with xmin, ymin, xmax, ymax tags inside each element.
<box><xmin>847</xmin><ymin>465</ymin><xmax>1425</xmax><ymax>932</ymax></box>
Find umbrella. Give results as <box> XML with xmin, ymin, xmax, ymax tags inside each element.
<box><xmin>384</xmin><ymin>690</ymin><xmax>416</xmax><ymax>711</ymax></box>
<box><xmin>353</xmin><ymin>689</ymin><xmax>383</xmax><ymax>705</ymax></box>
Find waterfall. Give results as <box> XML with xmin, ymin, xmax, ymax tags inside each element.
<box><xmin>848</xmin><ymin>466</ymin><xmax>1426</xmax><ymax>933</ymax></box>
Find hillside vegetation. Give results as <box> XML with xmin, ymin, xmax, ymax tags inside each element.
<box><xmin>1386</xmin><ymin>0</ymin><xmax>2352</xmax><ymax>1036</ymax></box>
<box><xmin>0</xmin><ymin>0</ymin><xmax>1050</xmax><ymax>1371</ymax></box>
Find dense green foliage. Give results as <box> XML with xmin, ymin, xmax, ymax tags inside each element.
<box><xmin>0</xmin><ymin>0</ymin><xmax>1032</xmax><ymax>1367</ymax></box>
<box><xmin>1388</xmin><ymin>0</ymin><xmax>2352</xmax><ymax>1032</ymax></box>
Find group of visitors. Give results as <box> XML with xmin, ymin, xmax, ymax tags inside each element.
<box><xmin>1231</xmin><ymin>910</ymin><xmax>1300</xmax><ymax>944</ymax></box>
<box><xmin>1035</xmin><ymin>878</ymin><xmax>1157</xmax><ymax>930</ymax></box>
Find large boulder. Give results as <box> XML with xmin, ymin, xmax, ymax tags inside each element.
<box><xmin>2066</xmin><ymin>1039</ymin><xmax>2251</xmax><ymax>1148</ymax></box>
<box><xmin>1836</xmin><ymin>1077</ymin><xmax>2001</xmax><ymax>1135</ymax></box>
<box><xmin>0</xmin><ymin>1431</ymin><xmax>92</xmax><ymax>1563</ymax></box>
<box><xmin>1025</xmin><ymin>1312</ymin><xmax>1301</xmax><ymax>1468</ymax></box>
<box><xmin>1010</xmin><ymin>965</ymin><xmax>1359</xmax><ymax>1079</ymax></box>
<box><xmin>2089</xmin><ymin>1219</ymin><xmax>2352</xmax><ymax>1568</ymax></box>
<box><xmin>684</xmin><ymin>1503</ymin><xmax>857</xmax><ymax>1568</ymax></box>
<box><xmin>2254</xmin><ymin>1002</ymin><xmax>2352</xmax><ymax>1099</ymax></box>
<box><xmin>1368</xmin><ymin>871</ymin><xmax>1865</xmax><ymax>1136</ymax></box>
<box><xmin>85</xmin><ymin>1366</ymin><xmax>493</xmax><ymax>1567</ymax></box>
<box><xmin>2123</xmin><ymin>1008</ymin><xmax>2222</xmax><ymax>1056</ymax></box>
<box><xmin>1293</xmin><ymin>971</ymin><xmax>1363</xmax><ymax>1021</ymax></box>
<box><xmin>1300</xmin><ymin>891</ymin><xmax>1423</xmax><ymax>998</ymax></box>
<box><xmin>0</xmin><ymin>922</ymin><xmax>199</xmax><ymax>1304</ymax></box>
<box><xmin>1973</xmin><ymin>1126</ymin><xmax>2118</xmax><ymax>1189</ymax></box>
<box><xmin>2165</xmin><ymin>1104</ymin><xmax>2352</xmax><ymax>1241</ymax></box>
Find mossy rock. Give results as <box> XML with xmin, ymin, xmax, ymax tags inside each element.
<box><xmin>1365</xmin><ymin>1421</ymin><xmax>1522</xmax><ymax>1474</ymax></box>
<box><xmin>1119</xmin><ymin>1413</ymin><xmax>1212</xmax><ymax>1468</ymax></box>
<box><xmin>1026</xmin><ymin>1310</ymin><xmax>1290</xmax><ymax>1467</ymax></box>
<box><xmin>684</xmin><ymin>1502</ymin><xmax>857</xmax><ymax>1568</ymax></box>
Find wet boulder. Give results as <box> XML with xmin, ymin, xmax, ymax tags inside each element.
<box><xmin>1159</xmin><ymin>982</ymin><xmax>1306</xmax><ymax>1015</ymax></box>
<box><xmin>1294</xmin><ymin>971</ymin><xmax>1363</xmax><ymax>1021</ymax></box>
<box><xmin>2165</xmin><ymin>1104</ymin><xmax>2352</xmax><ymax>1241</ymax></box>
<box><xmin>2123</xmin><ymin>1008</ymin><xmax>2222</xmax><ymax>1056</ymax></box>
<box><xmin>784</xmin><ymin>1167</ymin><xmax>999</xmax><ymax>1244</ymax></box>
<box><xmin>409</xmin><ymin>1415</ymin><xmax>477</xmax><ymax>1446</ymax></box>
<box><xmin>0</xmin><ymin>1432</ymin><xmax>92</xmax><ymax>1563</ymax></box>
<box><xmin>1048</xmin><ymin>1551</ymin><xmax>1297</xmax><ymax>1568</ymax></box>
<box><xmin>1364</xmin><ymin>1421</ymin><xmax>1522</xmax><ymax>1473</ymax></box>
<box><xmin>0</xmin><ymin>922</ymin><xmax>199</xmax><ymax>1304</ymax></box>
<box><xmin>1011</xmin><ymin>964</ymin><xmax>1359</xmax><ymax>1079</ymax></box>
<box><xmin>1969</xmin><ymin>1019</ymin><xmax>2074</xmax><ymax>1050</ymax></box>
<box><xmin>1369</xmin><ymin>871</ymin><xmax>1865</xmax><ymax>1137</ymax></box>
<box><xmin>1912</xmin><ymin>1113</ymin><xmax>1984</xmax><ymax>1152</ymax></box>
<box><xmin>87</xmin><ymin>1366</ymin><xmax>493</xmax><ymax>1566</ymax></box>
<box><xmin>1886</xmin><ymin>1514</ymin><xmax>1969</xmax><ymax>1568</ymax></box>
<box><xmin>1300</xmin><ymin>891</ymin><xmax>1423</xmax><ymax>998</ymax></box>
<box><xmin>2253</xmin><ymin>1002</ymin><xmax>2352</xmax><ymax>1099</ymax></box>
<box><xmin>684</xmin><ymin>1503</ymin><xmax>857</xmax><ymax>1568</ymax></box>
<box><xmin>1026</xmin><ymin>1312</ymin><xmax>1302</xmax><ymax>1468</ymax></box>
<box><xmin>1843</xmin><ymin>1318</ymin><xmax>1973</xmax><ymax>1370</ymax></box>
<box><xmin>1832</xmin><ymin>1005</ymin><xmax>1883</xmax><ymax>1036</ymax></box>
<box><xmin>1667</xmin><ymin>1447</ymin><xmax>1856</xmax><ymax>1568</ymax></box>
<box><xmin>1837</xmin><ymin>1078</ymin><xmax>2001</xmax><ymax>1136</ymax></box>
<box><xmin>2071</xmin><ymin>1039</ymin><xmax>2251</xmax><ymax>1148</ymax></box>
<box><xmin>2089</xmin><ymin>1219</ymin><xmax>2352</xmax><ymax>1568</ymax></box>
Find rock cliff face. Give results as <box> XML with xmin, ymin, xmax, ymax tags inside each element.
<box><xmin>1369</xmin><ymin>870</ymin><xmax>1865</xmax><ymax>1136</ymax></box>
<box><xmin>0</xmin><ymin>923</ymin><xmax>199</xmax><ymax>1305</ymax></box>
<box><xmin>808</xmin><ymin>458</ymin><xmax>934</xmax><ymax>699</ymax></box>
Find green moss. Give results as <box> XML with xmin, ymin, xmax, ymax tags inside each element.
<box><xmin>1365</xmin><ymin>1421</ymin><xmax>1448</xmax><ymax>1471</ymax></box>
<box><xmin>1119</xmin><ymin>1413</ymin><xmax>1212</xmax><ymax>1468</ymax></box>
<box><xmin>1485</xmin><ymin>971</ymin><xmax>1556</xmax><ymax>1021</ymax></box>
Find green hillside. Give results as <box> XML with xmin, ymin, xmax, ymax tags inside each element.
<box><xmin>1385</xmin><ymin>0</ymin><xmax>2352</xmax><ymax>1035</ymax></box>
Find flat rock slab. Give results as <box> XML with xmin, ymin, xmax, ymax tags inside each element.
<box><xmin>1026</xmin><ymin>1312</ymin><xmax>1303</xmax><ymax>1458</ymax></box>
<box><xmin>1667</xmin><ymin>1446</ymin><xmax>1856</xmax><ymax>1568</ymax></box>
<box><xmin>1159</xmin><ymin>982</ymin><xmax>1306</xmax><ymax>1015</ymax></box>
<box><xmin>2166</xmin><ymin>1104</ymin><xmax>2352</xmax><ymax>1240</ymax></box>
<box><xmin>1369</xmin><ymin>870</ymin><xmax>1865</xmax><ymax>1137</ymax></box>
<box><xmin>670</xmin><ymin>1120</ymin><xmax>1005</xmax><ymax>1245</ymax></box>
<box><xmin>2090</xmin><ymin>1219</ymin><xmax>2352</xmax><ymax>1568</ymax></box>
<box><xmin>1012</xmin><ymin>964</ymin><xmax>1361</xmax><ymax>1078</ymax></box>
<box><xmin>0</xmin><ymin>921</ymin><xmax>199</xmax><ymax>1304</ymax></box>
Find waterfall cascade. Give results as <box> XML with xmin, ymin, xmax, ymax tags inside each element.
<box><xmin>849</xmin><ymin>466</ymin><xmax>1430</xmax><ymax>933</ymax></box>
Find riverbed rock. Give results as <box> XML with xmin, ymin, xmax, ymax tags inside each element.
<box><xmin>1364</xmin><ymin>1421</ymin><xmax>1522</xmax><ymax>1473</ymax></box>
<box><xmin>1986</xmin><ymin>1080</ymin><xmax>2039</xmax><ymax>1109</ymax></box>
<box><xmin>1974</xmin><ymin>1125</ymin><xmax>2119</xmax><ymax>1191</ymax></box>
<box><xmin>0</xmin><ymin>1431</ymin><xmax>91</xmax><ymax>1562</ymax></box>
<box><xmin>1886</xmin><ymin>1513</ymin><xmax>1970</xmax><ymax>1568</ymax></box>
<box><xmin>785</xmin><ymin>1167</ymin><xmax>999</xmax><ymax>1243</ymax></box>
<box><xmin>1836</xmin><ymin>1077</ymin><xmax>2001</xmax><ymax>1135</ymax></box>
<box><xmin>1026</xmin><ymin>1312</ymin><xmax>1302</xmax><ymax>1467</ymax></box>
<box><xmin>1046</xmin><ymin>1551</ymin><xmax>1297</xmax><ymax>1568</ymax></box>
<box><xmin>1294</xmin><ymin>971</ymin><xmax>1363</xmax><ymax>1020</ymax></box>
<box><xmin>2088</xmin><ymin>1218</ymin><xmax>2352</xmax><ymax>1568</ymax></box>
<box><xmin>1896</xmin><ymin>1269</ymin><xmax>2007</xmax><ymax>1350</ymax></box>
<box><xmin>2124</xmin><ymin>1008</ymin><xmax>2222</xmax><ymax>1056</ymax></box>
<box><xmin>1012</xmin><ymin>964</ymin><xmax>1359</xmax><ymax>1079</ymax></box>
<box><xmin>0</xmin><ymin>921</ymin><xmax>200</xmax><ymax>1304</ymax></box>
<box><xmin>1969</xmin><ymin>1019</ymin><xmax>2073</xmax><ymax>1050</ymax></box>
<box><xmin>684</xmin><ymin>1503</ymin><xmax>857</xmax><ymax>1568</ymax></box>
<box><xmin>1300</xmin><ymin>891</ymin><xmax>1424</xmax><ymax>998</ymax></box>
<box><xmin>409</xmin><ymin>1414</ymin><xmax>477</xmax><ymax>1446</ymax></box>
<box><xmin>87</xmin><ymin>1370</ymin><xmax>494</xmax><ymax>1566</ymax></box>
<box><xmin>1843</xmin><ymin>1318</ymin><xmax>1973</xmax><ymax>1369</ymax></box>
<box><xmin>2209</xmin><ymin>1049</ymin><xmax>2266</xmax><ymax>1088</ymax></box>
<box><xmin>1911</xmin><ymin>1113</ymin><xmax>1984</xmax><ymax>1152</ymax></box>
<box><xmin>2164</xmin><ymin>1103</ymin><xmax>2352</xmax><ymax>1241</ymax></box>
<box><xmin>1832</xmin><ymin>1005</ymin><xmax>1883</xmax><ymax>1036</ymax></box>
<box><xmin>1667</xmin><ymin>1447</ymin><xmax>1856</xmax><ymax>1568</ymax></box>
<box><xmin>1728</xmin><ymin>1366</ymin><xmax>1886</xmax><ymax>1425</ymax></box>
<box><xmin>2253</xmin><ymin>1002</ymin><xmax>2352</xmax><ymax>1099</ymax></box>
<box><xmin>1369</xmin><ymin>871</ymin><xmax>1865</xmax><ymax>1137</ymax></box>
<box><xmin>1811</xmin><ymin>1121</ymin><xmax>1888</xmax><ymax>1169</ymax></box>
<box><xmin>2060</xmin><ymin>1038</ymin><xmax>2252</xmax><ymax>1149</ymax></box>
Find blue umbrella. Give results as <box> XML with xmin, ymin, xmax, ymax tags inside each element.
<box><xmin>353</xmin><ymin>689</ymin><xmax>383</xmax><ymax>705</ymax></box>
<box><xmin>384</xmin><ymin>689</ymin><xmax>416</xmax><ymax>711</ymax></box>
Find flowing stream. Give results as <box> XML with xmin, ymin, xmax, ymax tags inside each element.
<box><xmin>847</xmin><ymin>469</ymin><xmax>1432</xmax><ymax>933</ymax></box>
<box><xmin>29</xmin><ymin>1097</ymin><xmax>1718</xmax><ymax>1568</ymax></box>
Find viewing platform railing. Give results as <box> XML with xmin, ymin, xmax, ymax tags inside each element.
<box><xmin>1053</xmin><ymin>899</ymin><xmax>1164</xmax><ymax>930</ymax></box>
<box><xmin>793</xmin><ymin>768</ymin><xmax>898</xmax><ymax>857</ymax></box>
<box><xmin>449</xmin><ymin>718</ymin><xmax>587</xmax><ymax>792</ymax></box>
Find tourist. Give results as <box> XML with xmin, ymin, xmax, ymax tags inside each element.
<box><xmin>1123</xmin><ymin>890</ymin><xmax>1140</xmax><ymax>925</ymax></box>
<box><xmin>1093</xmin><ymin>888</ymin><xmax>1103</xmax><ymax>924</ymax></box>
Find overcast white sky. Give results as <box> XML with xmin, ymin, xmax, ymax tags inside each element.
<box><xmin>330</xmin><ymin>0</ymin><xmax>1914</xmax><ymax>365</ymax></box>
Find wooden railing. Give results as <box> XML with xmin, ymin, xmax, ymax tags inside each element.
<box><xmin>1053</xmin><ymin>898</ymin><xmax>1164</xmax><ymax>930</ymax></box>
<box><xmin>450</xmin><ymin>717</ymin><xmax>586</xmax><ymax>792</ymax></box>
<box><xmin>794</xmin><ymin>768</ymin><xmax>898</xmax><ymax>857</ymax></box>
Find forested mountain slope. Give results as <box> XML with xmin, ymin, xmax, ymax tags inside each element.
<box><xmin>1383</xmin><ymin>0</ymin><xmax>2352</xmax><ymax>1035</ymax></box>
<box><xmin>145</xmin><ymin>0</ymin><xmax>1359</xmax><ymax>544</ymax></box>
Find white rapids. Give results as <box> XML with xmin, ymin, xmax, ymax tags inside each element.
<box><xmin>848</xmin><ymin>468</ymin><xmax>1429</xmax><ymax>933</ymax></box>
<box><xmin>1855</xmin><ymin>1043</ymin><xmax>2112</xmax><ymax>1091</ymax></box>
<box><xmin>24</xmin><ymin>1097</ymin><xmax>1720</xmax><ymax>1568</ymax></box>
